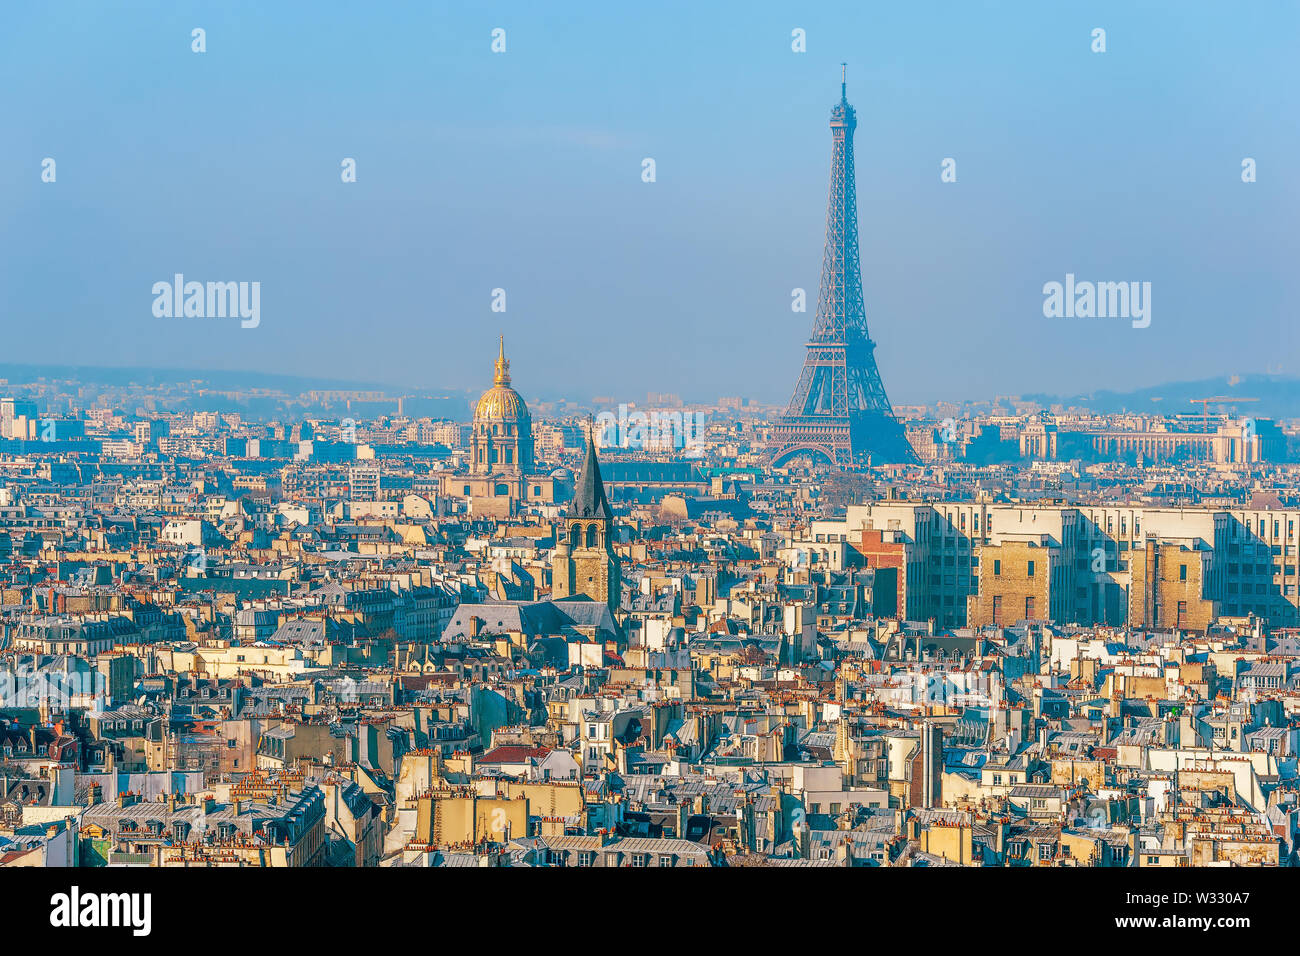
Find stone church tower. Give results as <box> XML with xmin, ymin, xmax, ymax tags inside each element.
<box><xmin>552</xmin><ymin>433</ymin><xmax>620</xmax><ymax>614</ymax></box>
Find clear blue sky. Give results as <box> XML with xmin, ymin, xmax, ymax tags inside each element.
<box><xmin>2</xmin><ymin>1</ymin><xmax>1297</xmax><ymax>405</ymax></box>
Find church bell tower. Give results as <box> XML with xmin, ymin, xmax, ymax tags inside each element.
<box><xmin>553</xmin><ymin>432</ymin><xmax>620</xmax><ymax>614</ymax></box>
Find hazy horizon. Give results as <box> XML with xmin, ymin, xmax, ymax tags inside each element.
<box><xmin>4</xmin><ymin>1</ymin><xmax>1297</xmax><ymax>406</ymax></box>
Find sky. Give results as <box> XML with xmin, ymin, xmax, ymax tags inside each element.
<box><xmin>2</xmin><ymin>1</ymin><xmax>1297</xmax><ymax>407</ymax></box>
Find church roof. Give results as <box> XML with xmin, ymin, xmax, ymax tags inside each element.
<box><xmin>569</xmin><ymin>434</ymin><xmax>612</xmax><ymax>520</ymax></box>
<box><xmin>601</xmin><ymin>461</ymin><xmax>703</xmax><ymax>484</ymax></box>
<box><xmin>443</xmin><ymin>599</ymin><xmax>618</xmax><ymax>640</ymax></box>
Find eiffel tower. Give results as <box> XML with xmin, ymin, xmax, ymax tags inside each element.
<box><xmin>770</xmin><ymin>67</ymin><xmax>917</xmax><ymax>468</ymax></box>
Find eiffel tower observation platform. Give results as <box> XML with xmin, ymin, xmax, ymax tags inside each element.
<box><xmin>770</xmin><ymin>68</ymin><xmax>917</xmax><ymax>470</ymax></box>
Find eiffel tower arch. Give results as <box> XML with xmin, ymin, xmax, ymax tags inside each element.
<box><xmin>770</xmin><ymin>68</ymin><xmax>917</xmax><ymax>469</ymax></box>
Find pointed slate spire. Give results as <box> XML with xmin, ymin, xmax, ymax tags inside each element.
<box><xmin>570</xmin><ymin>428</ymin><xmax>612</xmax><ymax>520</ymax></box>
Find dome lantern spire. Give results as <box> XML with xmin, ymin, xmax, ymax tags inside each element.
<box><xmin>494</xmin><ymin>334</ymin><xmax>511</xmax><ymax>386</ymax></box>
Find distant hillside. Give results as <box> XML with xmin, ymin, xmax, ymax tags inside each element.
<box><xmin>0</xmin><ymin>362</ymin><xmax>404</xmax><ymax>394</ymax></box>
<box><xmin>1023</xmin><ymin>374</ymin><xmax>1300</xmax><ymax>420</ymax></box>
<box><xmin>0</xmin><ymin>363</ymin><xmax>473</xmax><ymax>421</ymax></box>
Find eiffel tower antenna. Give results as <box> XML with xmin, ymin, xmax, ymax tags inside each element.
<box><xmin>770</xmin><ymin>68</ymin><xmax>917</xmax><ymax>469</ymax></box>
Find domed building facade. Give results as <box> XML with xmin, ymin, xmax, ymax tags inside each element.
<box><xmin>440</xmin><ymin>336</ymin><xmax>561</xmax><ymax>519</ymax></box>
<box><xmin>471</xmin><ymin>336</ymin><xmax>534</xmax><ymax>475</ymax></box>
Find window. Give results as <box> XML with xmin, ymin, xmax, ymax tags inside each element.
<box><xmin>1027</xmin><ymin>560</ymin><xmax>1035</xmax><ymax>577</ymax></box>
<box><xmin>993</xmin><ymin>559</ymin><xmax>1001</xmax><ymax>576</ymax></box>
<box><xmin>1179</xmin><ymin>564</ymin><xmax>1187</xmax><ymax>581</ymax></box>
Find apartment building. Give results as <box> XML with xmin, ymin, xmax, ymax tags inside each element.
<box><xmin>837</xmin><ymin>500</ymin><xmax>1300</xmax><ymax>630</ymax></box>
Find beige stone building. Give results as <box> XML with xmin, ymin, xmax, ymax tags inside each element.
<box><xmin>1129</xmin><ymin>540</ymin><xmax>1218</xmax><ymax>632</ymax></box>
<box><xmin>439</xmin><ymin>338</ymin><xmax>560</xmax><ymax>515</ymax></box>
<box><xmin>967</xmin><ymin>540</ymin><xmax>1064</xmax><ymax>626</ymax></box>
<box><xmin>837</xmin><ymin>499</ymin><xmax>1300</xmax><ymax>629</ymax></box>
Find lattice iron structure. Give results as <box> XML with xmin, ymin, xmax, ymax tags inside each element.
<box><xmin>770</xmin><ymin>69</ymin><xmax>917</xmax><ymax>469</ymax></box>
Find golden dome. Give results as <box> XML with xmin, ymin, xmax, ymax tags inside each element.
<box><xmin>474</xmin><ymin>336</ymin><xmax>530</xmax><ymax>423</ymax></box>
<box><xmin>476</xmin><ymin>386</ymin><xmax>527</xmax><ymax>422</ymax></box>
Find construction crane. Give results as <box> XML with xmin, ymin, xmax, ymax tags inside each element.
<box><xmin>1189</xmin><ymin>396</ymin><xmax>1258</xmax><ymax>429</ymax></box>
